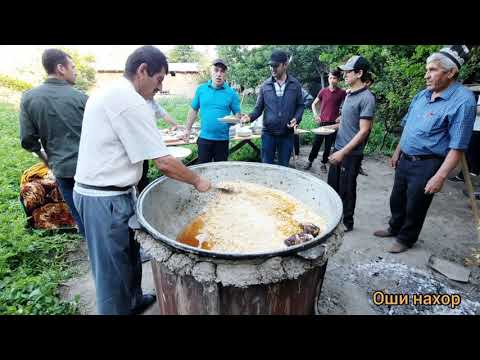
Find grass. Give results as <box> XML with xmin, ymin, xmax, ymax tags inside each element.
<box><xmin>0</xmin><ymin>101</ymin><xmax>81</xmax><ymax>315</ymax></box>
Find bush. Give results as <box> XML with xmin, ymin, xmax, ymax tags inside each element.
<box><xmin>0</xmin><ymin>74</ymin><xmax>33</xmax><ymax>92</ymax></box>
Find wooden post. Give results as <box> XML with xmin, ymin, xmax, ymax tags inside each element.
<box><xmin>460</xmin><ymin>153</ymin><xmax>480</xmax><ymax>242</ymax></box>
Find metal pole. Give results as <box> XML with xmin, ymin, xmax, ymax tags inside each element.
<box><xmin>460</xmin><ymin>153</ymin><xmax>480</xmax><ymax>241</ymax></box>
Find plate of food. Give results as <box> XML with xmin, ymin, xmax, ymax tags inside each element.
<box><xmin>162</xmin><ymin>133</ymin><xmax>180</xmax><ymax>142</ymax></box>
<box><xmin>294</xmin><ymin>128</ymin><xmax>309</xmax><ymax>135</ymax></box>
<box><xmin>236</xmin><ymin>127</ymin><xmax>253</xmax><ymax>138</ymax></box>
<box><xmin>218</xmin><ymin>115</ymin><xmax>241</xmax><ymax>124</ymax></box>
<box><xmin>311</xmin><ymin>126</ymin><xmax>336</xmax><ymax>135</ymax></box>
<box><xmin>169</xmin><ymin>146</ymin><xmax>192</xmax><ymax>160</ymax></box>
<box><xmin>161</xmin><ymin>128</ymin><xmax>190</xmax><ymax>143</ymax></box>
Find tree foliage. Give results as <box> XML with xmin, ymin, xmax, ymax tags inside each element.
<box><xmin>168</xmin><ymin>45</ymin><xmax>202</xmax><ymax>63</ymax></box>
<box><xmin>219</xmin><ymin>44</ymin><xmax>480</xmax><ymax>151</ymax></box>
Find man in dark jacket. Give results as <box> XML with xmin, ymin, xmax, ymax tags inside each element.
<box><xmin>241</xmin><ymin>50</ymin><xmax>304</xmax><ymax>167</ymax></box>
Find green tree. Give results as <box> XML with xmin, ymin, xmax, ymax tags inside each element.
<box><xmin>215</xmin><ymin>44</ymin><xmax>480</xmax><ymax>153</ymax></box>
<box><xmin>218</xmin><ymin>45</ymin><xmax>336</xmax><ymax>92</ymax></box>
<box><xmin>216</xmin><ymin>45</ymin><xmax>268</xmax><ymax>90</ymax></box>
<box><xmin>168</xmin><ymin>45</ymin><xmax>201</xmax><ymax>63</ymax></box>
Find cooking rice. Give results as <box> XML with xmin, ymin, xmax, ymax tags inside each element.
<box><xmin>178</xmin><ymin>181</ymin><xmax>326</xmax><ymax>253</ymax></box>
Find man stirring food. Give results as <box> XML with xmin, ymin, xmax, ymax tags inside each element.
<box><xmin>73</xmin><ymin>46</ymin><xmax>211</xmax><ymax>315</ymax></box>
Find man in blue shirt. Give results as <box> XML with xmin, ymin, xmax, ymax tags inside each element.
<box><xmin>183</xmin><ymin>59</ymin><xmax>241</xmax><ymax>163</ymax></box>
<box><xmin>374</xmin><ymin>46</ymin><xmax>476</xmax><ymax>253</ymax></box>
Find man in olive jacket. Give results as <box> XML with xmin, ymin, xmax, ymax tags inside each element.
<box><xmin>20</xmin><ymin>48</ymin><xmax>88</xmax><ymax>236</ymax></box>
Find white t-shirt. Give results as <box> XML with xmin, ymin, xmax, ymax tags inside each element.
<box><xmin>74</xmin><ymin>77</ymin><xmax>170</xmax><ymax>187</ymax></box>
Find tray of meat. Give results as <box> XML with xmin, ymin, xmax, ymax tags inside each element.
<box><xmin>19</xmin><ymin>165</ymin><xmax>78</xmax><ymax>232</ymax></box>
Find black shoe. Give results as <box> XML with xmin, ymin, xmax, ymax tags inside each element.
<box><xmin>320</xmin><ymin>163</ymin><xmax>327</xmax><ymax>173</ymax></box>
<box><xmin>304</xmin><ymin>161</ymin><xmax>313</xmax><ymax>170</ymax></box>
<box><xmin>344</xmin><ymin>225</ymin><xmax>353</xmax><ymax>232</ymax></box>
<box><xmin>132</xmin><ymin>293</ymin><xmax>157</xmax><ymax>315</ymax></box>
<box><xmin>448</xmin><ymin>175</ymin><xmax>464</xmax><ymax>183</ymax></box>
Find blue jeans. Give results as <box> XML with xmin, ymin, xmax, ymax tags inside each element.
<box><xmin>56</xmin><ymin>177</ymin><xmax>85</xmax><ymax>237</ymax></box>
<box><xmin>261</xmin><ymin>133</ymin><xmax>294</xmax><ymax>167</ymax></box>
<box><xmin>73</xmin><ymin>191</ymin><xmax>143</xmax><ymax>315</ymax></box>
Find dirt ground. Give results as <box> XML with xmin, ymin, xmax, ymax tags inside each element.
<box><xmin>62</xmin><ymin>147</ymin><xmax>480</xmax><ymax>315</ymax></box>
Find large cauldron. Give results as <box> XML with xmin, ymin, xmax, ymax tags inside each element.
<box><xmin>136</xmin><ymin>162</ymin><xmax>344</xmax><ymax>315</ymax></box>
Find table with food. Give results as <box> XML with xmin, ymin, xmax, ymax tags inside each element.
<box><xmin>159</xmin><ymin>127</ymin><xmax>198</xmax><ymax>161</ymax></box>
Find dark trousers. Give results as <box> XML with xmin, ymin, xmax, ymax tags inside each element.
<box><xmin>327</xmin><ymin>152</ymin><xmax>363</xmax><ymax>229</ymax></box>
<box><xmin>294</xmin><ymin>134</ymin><xmax>300</xmax><ymax>156</ymax></box>
<box><xmin>197</xmin><ymin>137</ymin><xmax>229</xmax><ymax>164</ymax></box>
<box><xmin>308</xmin><ymin>133</ymin><xmax>337</xmax><ymax>164</ymax></box>
<box><xmin>388</xmin><ymin>155</ymin><xmax>443</xmax><ymax>247</ymax></box>
<box><xmin>137</xmin><ymin>160</ymin><xmax>150</xmax><ymax>194</ymax></box>
<box><xmin>56</xmin><ymin>177</ymin><xmax>85</xmax><ymax>237</ymax></box>
<box><xmin>308</xmin><ymin>121</ymin><xmax>337</xmax><ymax>164</ymax></box>
<box><xmin>261</xmin><ymin>132</ymin><xmax>294</xmax><ymax>167</ymax></box>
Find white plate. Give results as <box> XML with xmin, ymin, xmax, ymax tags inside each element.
<box><xmin>168</xmin><ymin>147</ymin><xmax>192</xmax><ymax>160</ymax></box>
<box><xmin>311</xmin><ymin>127</ymin><xmax>335</xmax><ymax>135</ymax></box>
<box><xmin>218</xmin><ymin>117</ymin><xmax>240</xmax><ymax>124</ymax></box>
<box><xmin>163</xmin><ymin>134</ymin><xmax>180</xmax><ymax>142</ymax></box>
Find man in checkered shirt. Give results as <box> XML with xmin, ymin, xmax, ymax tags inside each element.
<box><xmin>374</xmin><ymin>46</ymin><xmax>476</xmax><ymax>253</ymax></box>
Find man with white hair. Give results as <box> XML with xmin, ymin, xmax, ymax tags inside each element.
<box><xmin>374</xmin><ymin>46</ymin><xmax>476</xmax><ymax>253</ymax></box>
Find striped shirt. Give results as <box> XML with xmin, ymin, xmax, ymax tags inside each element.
<box><xmin>274</xmin><ymin>81</ymin><xmax>287</xmax><ymax>97</ymax></box>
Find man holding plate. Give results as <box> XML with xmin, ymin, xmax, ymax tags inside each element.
<box><xmin>305</xmin><ymin>69</ymin><xmax>346</xmax><ymax>172</ymax></box>
<box><xmin>183</xmin><ymin>59</ymin><xmax>241</xmax><ymax>164</ymax></box>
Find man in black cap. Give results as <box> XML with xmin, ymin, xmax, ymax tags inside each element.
<box><xmin>183</xmin><ymin>59</ymin><xmax>241</xmax><ymax>163</ymax></box>
<box><xmin>327</xmin><ymin>55</ymin><xmax>376</xmax><ymax>233</ymax></box>
<box><xmin>241</xmin><ymin>50</ymin><xmax>304</xmax><ymax>167</ymax></box>
<box><xmin>374</xmin><ymin>46</ymin><xmax>476</xmax><ymax>253</ymax></box>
